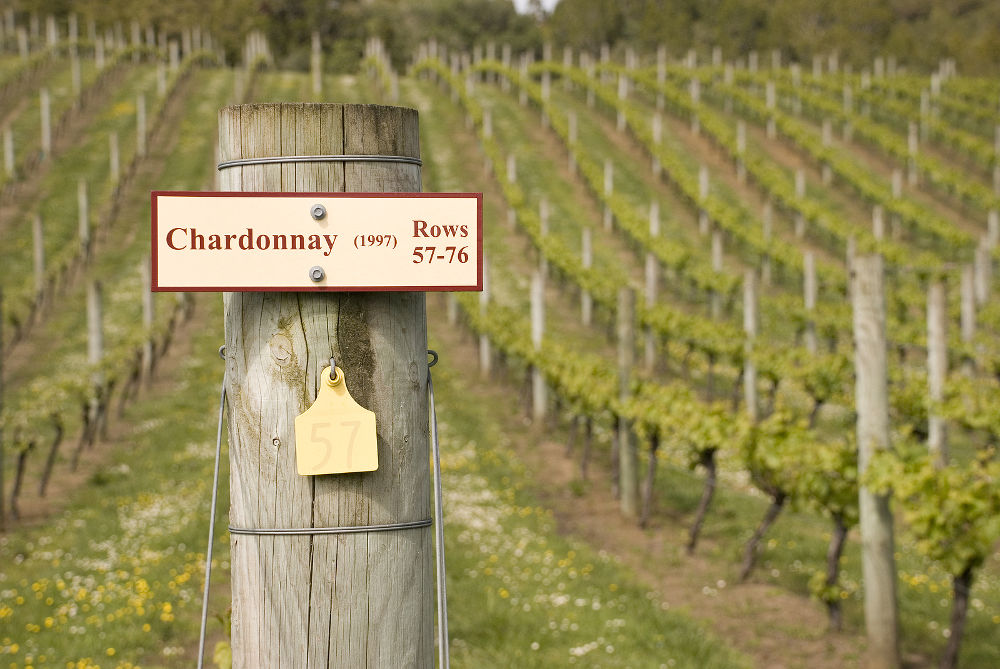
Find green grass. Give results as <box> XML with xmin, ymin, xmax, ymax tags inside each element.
<box><xmin>428</xmin><ymin>342</ymin><xmax>751</xmax><ymax>669</ymax></box>
<box><xmin>0</xmin><ymin>295</ymin><xmax>230</xmax><ymax>668</ymax></box>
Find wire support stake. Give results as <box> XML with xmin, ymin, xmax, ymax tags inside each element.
<box><xmin>216</xmin><ymin>154</ymin><xmax>423</xmax><ymax>170</ymax></box>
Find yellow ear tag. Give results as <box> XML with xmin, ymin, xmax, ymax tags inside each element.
<box><xmin>294</xmin><ymin>366</ymin><xmax>378</xmax><ymax>475</ymax></box>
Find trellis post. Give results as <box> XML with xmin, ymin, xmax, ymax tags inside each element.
<box><xmin>852</xmin><ymin>254</ymin><xmax>900</xmax><ymax>669</ymax></box>
<box><xmin>218</xmin><ymin>103</ymin><xmax>433</xmax><ymax>666</ymax></box>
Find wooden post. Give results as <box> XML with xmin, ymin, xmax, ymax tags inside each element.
<box><xmin>32</xmin><ymin>214</ymin><xmax>45</xmax><ymax>297</ymax></box>
<box><xmin>647</xmin><ymin>200</ymin><xmax>661</xmax><ymax>366</ymax></box>
<box><xmin>689</xmin><ymin>77</ymin><xmax>700</xmax><ymax>135</ymax></box>
<box><xmin>87</xmin><ymin>280</ymin><xmax>104</xmax><ymax>435</ymax></box>
<box><xmin>311</xmin><ymin>32</ymin><xmax>322</xmax><ymax>95</ymax></box>
<box><xmin>961</xmin><ymin>265</ymin><xmax>975</xmax><ymax>374</ymax></box>
<box><xmin>926</xmin><ymin>281</ymin><xmax>947</xmax><ymax>467</ymax></box>
<box><xmin>743</xmin><ymin>270</ymin><xmax>758</xmax><ymax>421</ymax></box>
<box><xmin>603</xmin><ymin>160</ymin><xmax>613</xmax><ymax>230</ymax></box>
<box><xmin>617</xmin><ymin>287</ymin><xmax>638</xmax><ymax>518</ymax></box>
<box><xmin>40</xmin><ymin>88</ymin><xmax>51</xmax><ymax>158</ymax></box>
<box><xmin>656</xmin><ymin>45</ymin><xmax>666</xmax><ymax>111</ymax></box>
<box><xmin>78</xmin><ymin>178</ymin><xmax>90</xmax><ymax>254</ymax></box>
<box><xmin>581</xmin><ymin>227</ymin><xmax>592</xmax><ymax>326</ymax></box>
<box><xmin>136</xmin><ymin>94</ymin><xmax>147</xmax><ymax>157</ymax></box>
<box><xmin>852</xmin><ymin>254</ymin><xmax>900</xmax><ymax>669</ymax></box>
<box><xmin>531</xmin><ymin>270</ymin><xmax>546</xmax><ymax>421</ymax></box>
<box><xmin>95</xmin><ymin>35</ymin><xmax>104</xmax><ymax>70</ymax></box>
<box><xmin>218</xmin><ymin>103</ymin><xmax>432</xmax><ymax>666</ymax></box>
<box><xmin>804</xmin><ymin>251</ymin><xmax>817</xmax><ymax>353</ymax></box>
<box><xmin>761</xmin><ymin>201</ymin><xmax>773</xmax><ymax>285</ymax></box>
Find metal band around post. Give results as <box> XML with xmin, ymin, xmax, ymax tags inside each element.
<box><xmin>216</xmin><ymin>154</ymin><xmax>423</xmax><ymax>170</ymax></box>
<box><xmin>228</xmin><ymin>518</ymin><xmax>432</xmax><ymax>536</ymax></box>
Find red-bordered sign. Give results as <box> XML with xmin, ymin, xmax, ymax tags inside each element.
<box><xmin>151</xmin><ymin>191</ymin><xmax>483</xmax><ymax>292</ymax></box>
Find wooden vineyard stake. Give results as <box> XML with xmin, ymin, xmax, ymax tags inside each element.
<box><xmin>804</xmin><ymin>251</ymin><xmax>817</xmax><ymax>353</ymax></box>
<box><xmin>531</xmin><ymin>269</ymin><xmax>546</xmax><ymax>421</ymax></box>
<box><xmin>743</xmin><ymin>270</ymin><xmax>758</xmax><ymax>422</ymax></box>
<box><xmin>218</xmin><ymin>103</ymin><xmax>432</xmax><ymax>666</ymax></box>
<box><xmin>852</xmin><ymin>254</ymin><xmax>900</xmax><ymax>669</ymax></box>
<box><xmin>78</xmin><ymin>178</ymin><xmax>90</xmax><ymax>255</ymax></box>
<box><xmin>617</xmin><ymin>287</ymin><xmax>638</xmax><ymax>518</ymax></box>
<box><xmin>927</xmin><ymin>281</ymin><xmax>947</xmax><ymax>467</ymax></box>
<box><xmin>40</xmin><ymin>88</ymin><xmax>51</xmax><ymax>158</ymax></box>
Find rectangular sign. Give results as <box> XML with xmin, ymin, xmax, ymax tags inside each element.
<box><xmin>151</xmin><ymin>191</ymin><xmax>483</xmax><ymax>292</ymax></box>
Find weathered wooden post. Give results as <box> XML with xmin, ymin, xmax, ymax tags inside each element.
<box><xmin>743</xmin><ymin>270</ymin><xmax>758</xmax><ymax>422</ymax></box>
<box><xmin>218</xmin><ymin>103</ymin><xmax>433</xmax><ymax>666</ymax></box>
<box><xmin>40</xmin><ymin>88</ymin><xmax>51</xmax><ymax>158</ymax></box>
<box><xmin>803</xmin><ymin>250</ymin><xmax>817</xmax><ymax>353</ymax></box>
<box><xmin>109</xmin><ymin>132</ymin><xmax>120</xmax><ymax>185</ymax></box>
<box><xmin>32</xmin><ymin>213</ymin><xmax>45</xmax><ymax>299</ymax></box>
<box><xmin>531</xmin><ymin>270</ymin><xmax>546</xmax><ymax>421</ymax></box>
<box><xmin>851</xmin><ymin>254</ymin><xmax>900</xmax><ymax>669</ymax></box>
<box><xmin>78</xmin><ymin>178</ymin><xmax>90</xmax><ymax>255</ymax></box>
<box><xmin>87</xmin><ymin>279</ymin><xmax>104</xmax><ymax>442</ymax></box>
<box><xmin>617</xmin><ymin>287</ymin><xmax>638</xmax><ymax>518</ymax></box>
<box><xmin>927</xmin><ymin>280</ymin><xmax>947</xmax><ymax>467</ymax></box>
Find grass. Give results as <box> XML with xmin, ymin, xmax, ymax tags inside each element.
<box><xmin>0</xmin><ymin>295</ymin><xmax>231</xmax><ymax>668</ymax></box>
<box><xmin>429</xmin><ymin>354</ymin><xmax>750</xmax><ymax>668</ymax></box>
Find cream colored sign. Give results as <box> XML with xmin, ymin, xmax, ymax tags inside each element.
<box><xmin>295</xmin><ymin>366</ymin><xmax>378</xmax><ymax>476</ymax></box>
<box><xmin>151</xmin><ymin>191</ymin><xmax>482</xmax><ymax>291</ymax></box>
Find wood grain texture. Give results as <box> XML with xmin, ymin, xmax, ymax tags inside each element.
<box><xmin>617</xmin><ymin>287</ymin><xmax>637</xmax><ymax>518</ymax></box>
<box><xmin>851</xmin><ymin>254</ymin><xmax>900</xmax><ymax>669</ymax></box>
<box><xmin>219</xmin><ymin>103</ymin><xmax>432</xmax><ymax>667</ymax></box>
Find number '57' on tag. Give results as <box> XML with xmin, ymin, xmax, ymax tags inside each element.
<box><xmin>294</xmin><ymin>366</ymin><xmax>378</xmax><ymax>475</ymax></box>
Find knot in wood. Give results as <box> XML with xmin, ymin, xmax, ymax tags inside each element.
<box><xmin>269</xmin><ymin>333</ymin><xmax>293</xmax><ymax>366</ymax></box>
